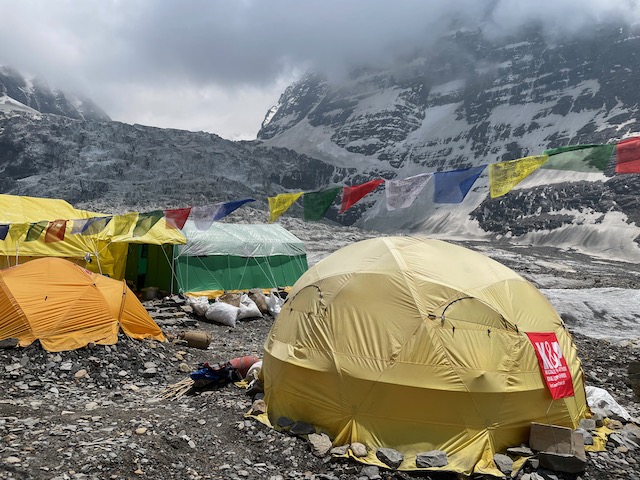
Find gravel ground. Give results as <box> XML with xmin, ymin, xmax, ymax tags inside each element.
<box><xmin>1</xmin><ymin>226</ymin><xmax>640</xmax><ymax>480</ymax></box>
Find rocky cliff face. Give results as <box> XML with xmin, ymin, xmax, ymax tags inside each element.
<box><xmin>0</xmin><ymin>113</ymin><xmax>344</xmax><ymax>214</ymax></box>
<box><xmin>0</xmin><ymin>66</ymin><xmax>110</xmax><ymax>122</ymax></box>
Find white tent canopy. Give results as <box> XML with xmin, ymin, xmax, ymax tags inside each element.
<box><xmin>175</xmin><ymin>222</ymin><xmax>306</xmax><ymax>258</ymax></box>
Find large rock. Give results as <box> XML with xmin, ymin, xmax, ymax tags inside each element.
<box><xmin>0</xmin><ymin>338</ymin><xmax>19</xmax><ymax>349</ymax></box>
<box><xmin>307</xmin><ymin>433</ymin><xmax>332</xmax><ymax>457</ymax></box>
<box><xmin>375</xmin><ymin>448</ymin><xmax>403</xmax><ymax>469</ymax></box>
<box><xmin>350</xmin><ymin>442</ymin><xmax>367</xmax><ymax>457</ymax></box>
<box><xmin>493</xmin><ymin>453</ymin><xmax>513</xmax><ymax>475</ymax></box>
<box><xmin>289</xmin><ymin>420</ymin><xmax>315</xmax><ymax>436</ymax></box>
<box><xmin>529</xmin><ymin>422</ymin><xmax>583</xmax><ymax>455</ymax></box>
<box><xmin>415</xmin><ymin>450</ymin><xmax>448</xmax><ymax>468</ymax></box>
<box><xmin>360</xmin><ymin>465</ymin><xmax>381</xmax><ymax>479</ymax></box>
<box><xmin>538</xmin><ymin>451</ymin><xmax>586</xmax><ymax>474</ymax></box>
<box><xmin>530</xmin><ymin>422</ymin><xmax>586</xmax><ymax>474</ymax></box>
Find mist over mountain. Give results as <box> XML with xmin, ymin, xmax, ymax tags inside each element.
<box><xmin>0</xmin><ymin>66</ymin><xmax>110</xmax><ymax>122</ymax></box>
<box><xmin>2</xmin><ymin>21</ymin><xmax>640</xmax><ymax>261</ymax></box>
<box><xmin>259</xmin><ymin>21</ymin><xmax>640</xmax><ymax>160</ymax></box>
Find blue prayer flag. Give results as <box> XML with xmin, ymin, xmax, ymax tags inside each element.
<box><xmin>433</xmin><ymin>166</ymin><xmax>485</xmax><ymax>204</ymax></box>
<box><xmin>212</xmin><ymin>198</ymin><xmax>256</xmax><ymax>221</ymax></box>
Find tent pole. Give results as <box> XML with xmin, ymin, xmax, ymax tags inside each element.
<box><xmin>15</xmin><ymin>241</ymin><xmax>19</xmax><ymax>266</ymax></box>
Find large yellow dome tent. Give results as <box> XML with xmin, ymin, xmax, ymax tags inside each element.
<box><xmin>0</xmin><ymin>194</ymin><xmax>185</xmax><ymax>282</ymax></box>
<box><xmin>0</xmin><ymin>257</ymin><xmax>165</xmax><ymax>352</ymax></box>
<box><xmin>262</xmin><ymin>236</ymin><xmax>588</xmax><ymax>476</ymax></box>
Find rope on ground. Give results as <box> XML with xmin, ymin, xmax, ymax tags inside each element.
<box><xmin>158</xmin><ymin>377</ymin><xmax>195</xmax><ymax>400</ymax></box>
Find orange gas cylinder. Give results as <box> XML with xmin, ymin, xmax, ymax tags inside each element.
<box><xmin>230</xmin><ymin>355</ymin><xmax>260</xmax><ymax>378</ymax></box>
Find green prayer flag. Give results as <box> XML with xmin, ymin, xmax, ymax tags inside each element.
<box><xmin>542</xmin><ymin>144</ymin><xmax>614</xmax><ymax>172</ymax></box>
<box><xmin>25</xmin><ymin>221</ymin><xmax>49</xmax><ymax>242</ymax></box>
<box><xmin>133</xmin><ymin>210</ymin><xmax>163</xmax><ymax>237</ymax></box>
<box><xmin>303</xmin><ymin>188</ymin><xmax>341</xmax><ymax>221</ymax></box>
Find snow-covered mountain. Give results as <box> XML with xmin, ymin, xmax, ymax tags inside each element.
<box><xmin>257</xmin><ymin>22</ymin><xmax>640</xmax><ymax>260</ymax></box>
<box><xmin>259</xmin><ymin>23</ymin><xmax>640</xmax><ymax>169</ymax></box>
<box><xmin>0</xmin><ymin>66</ymin><xmax>110</xmax><ymax>122</ymax></box>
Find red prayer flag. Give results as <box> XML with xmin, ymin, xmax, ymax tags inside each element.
<box><xmin>339</xmin><ymin>179</ymin><xmax>384</xmax><ymax>214</ymax></box>
<box><xmin>164</xmin><ymin>207</ymin><xmax>192</xmax><ymax>229</ymax></box>
<box><xmin>45</xmin><ymin>220</ymin><xmax>67</xmax><ymax>243</ymax></box>
<box><xmin>616</xmin><ymin>137</ymin><xmax>640</xmax><ymax>173</ymax></box>
<box><xmin>526</xmin><ymin>332</ymin><xmax>575</xmax><ymax>399</ymax></box>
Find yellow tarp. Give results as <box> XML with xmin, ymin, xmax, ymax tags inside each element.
<box><xmin>0</xmin><ymin>257</ymin><xmax>165</xmax><ymax>351</ymax></box>
<box><xmin>0</xmin><ymin>194</ymin><xmax>185</xmax><ymax>279</ymax></box>
<box><xmin>585</xmin><ymin>424</ymin><xmax>614</xmax><ymax>452</ymax></box>
<box><xmin>263</xmin><ymin>236</ymin><xmax>588</xmax><ymax>477</ymax></box>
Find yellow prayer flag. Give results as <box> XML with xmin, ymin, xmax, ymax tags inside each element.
<box><xmin>268</xmin><ymin>192</ymin><xmax>304</xmax><ymax>223</ymax></box>
<box><xmin>8</xmin><ymin>223</ymin><xmax>29</xmax><ymax>241</ymax></box>
<box><xmin>489</xmin><ymin>155</ymin><xmax>548</xmax><ymax>198</ymax></box>
<box><xmin>112</xmin><ymin>212</ymin><xmax>138</xmax><ymax>237</ymax></box>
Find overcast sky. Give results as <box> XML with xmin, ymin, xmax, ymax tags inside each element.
<box><xmin>0</xmin><ymin>1</ymin><xmax>637</xmax><ymax>140</ymax></box>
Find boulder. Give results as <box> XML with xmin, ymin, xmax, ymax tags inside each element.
<box><xmin>530</xmin><ymin>422</ymin><xmax>586</xmax><ymax>474</ymax></box>
<box><xmin>289</xmin><ymin>420</ymin><xmax>315</xmax><ymax>436</ymax></box>
<box><xmin>308</xmin><ymin>432</ymin><xmax>332</xmax><ymax>457</ymax></box>
<box><xmin>493</xmin><ymin>453</ymin><xmax>513</xmax><ymax>475</ymax></box>
<box><xmin>350</xmin><ymin>442</ymin><xmax>367</xmax><ymax>457</ymax></box>
<box><xmin>375</xmin><ymin>447</ymin><xmax>403</xmax><ymax>469</ymax></box>
<box><xmin>330</xmin><ymin>444</ymin><xmax>349</xmax><ymax>455</ymax></box>
<box><xmin>538</xmin><ymin>451</ymin><xmax>586</xmax><ymax>474</ymax></box>
<box><xmin>415</xmin><ymin>450</ymin><xmax>448</xmax><ymax>468</ymax></box>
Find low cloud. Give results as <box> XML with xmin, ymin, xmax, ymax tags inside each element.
<box><xmin>0</xmin><ymin>0</ymin><xmax>638</xmax><ymax>139</ymax></box>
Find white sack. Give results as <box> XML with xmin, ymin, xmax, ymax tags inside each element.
<box><xmin>237</xmin><ymin>294</ymin><xmax>263</xmax><ymax>320</ymax></box>
<box><xmin>586</xmin><ymin>385</ymin><xmax>632</xmax><ymax>421</ymax></box>
<box><xmin>187</xmin><ymin>296</ymin><xmax>210</xmax><ymax>317</ymax></box>
<box><xmin>205</xmin><ymin>301</ymin><xmax>239</xmax><ymax>327</ymax></box>
<box><xmin>266</xmin><ymin>294</ymin><xmax>285</xmax><ymax>317</ymax></box>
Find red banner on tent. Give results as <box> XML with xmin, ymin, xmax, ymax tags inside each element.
<box><xmin>616</xmin><ymin>136</ymin><xmax>640</xmax><ymax>174</ymax></box>
<box><xmin>526</xmin><ymin>332</ymin><xmax>575</xmax><ymax>399</ymax></box>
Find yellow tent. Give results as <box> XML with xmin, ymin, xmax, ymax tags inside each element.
<box><xmin>263</xmin><ymin>236</ymin><xmax>588</xmax><ymax>476</ymax></box>
<box><xmin>0</xmin><ymin>194</ymin><xmax>185</xmax><ymax>279</ymax></box>
<box><xmin>0</xmin><ymin>257</ymin><xmax>165</xmax><ymax>351</ymax></box>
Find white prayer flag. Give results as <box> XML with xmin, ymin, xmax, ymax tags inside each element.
<box><xmin>191</xmin><ymin>204</ymin><xmax>223</xmax><ymax>231</ymax></box>
<box><xmin>385</xmin><ymin>173</ymin><xmax>432</xmax><ymax>211</ymax></box>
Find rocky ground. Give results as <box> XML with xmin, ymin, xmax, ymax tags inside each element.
<box><xmin>1</xmin><ymin>224</ymin><xmax>640</xmax><ymax>480</ymax></box>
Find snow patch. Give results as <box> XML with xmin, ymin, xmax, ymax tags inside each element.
<box><xmin>260</xmin><ymin>119</ymin><xmax>381</xmax><ymax>171</ymax></box>
<box><xmin>0</xmin><ymin>95</ymin><xmax>39</xmax><ymax>114</ymax></box>
<box><xmin>429</xmin><ymin>79</ymin><xmax>466</xmax><ymax>96</ymax></box>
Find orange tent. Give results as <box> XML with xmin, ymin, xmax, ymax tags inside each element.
<box><xmin>0</xmin><ymin>258</ymin><xmax>166</xmax><ymax>352</ymax></box>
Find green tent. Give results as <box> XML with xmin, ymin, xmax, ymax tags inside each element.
<box><xmin>174</xmin><ymin>222</ymin><xmax>308</xmax><ymax>297</ymax></box>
